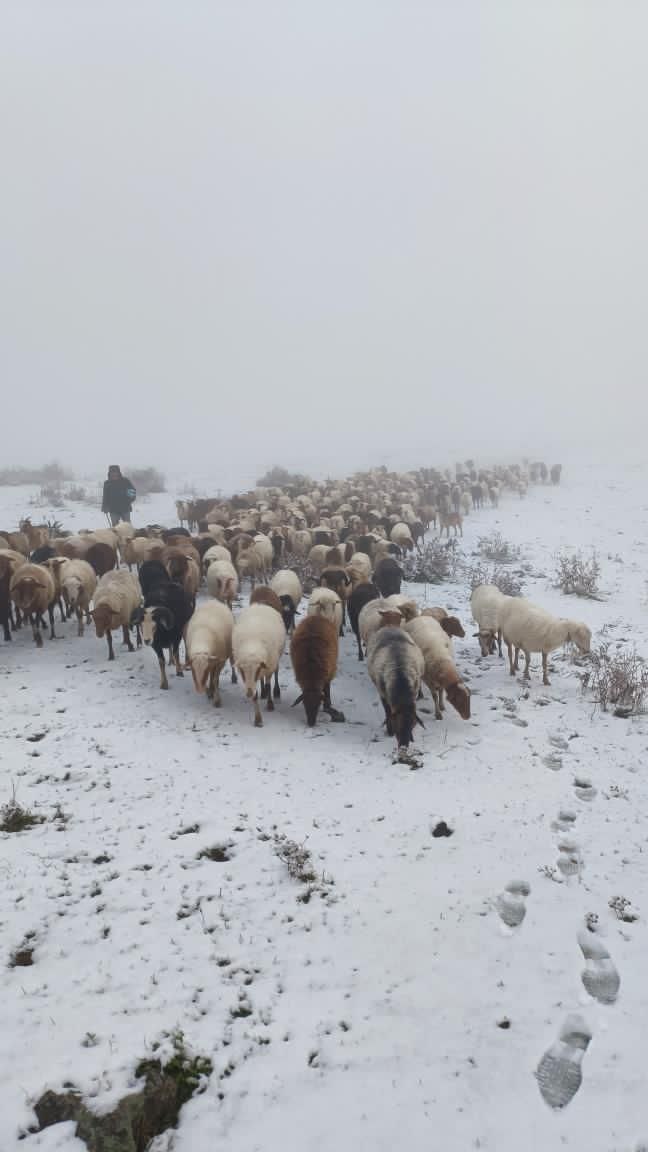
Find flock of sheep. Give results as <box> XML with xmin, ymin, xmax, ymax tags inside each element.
<box><xmin>0</xmin><ymin>457</ymin><xmax>590</xmax><ymax>753</ymax></box>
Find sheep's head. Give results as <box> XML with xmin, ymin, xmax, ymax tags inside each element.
<box><xmin>446</xmin><ymin>681</ymin><xmax>471</xmax><ymax>720</ymax></box>
<box><xmin>140</xmin><ymin>606</ymin><xmax>175</xmax><ymax>645</ymax></box>
<box><xmin>568</xmin><ymin>622</ymin><xmax>591</xmax><ymax>654</ymax></box>
<box><xmin>237</xmin><ymin>660</ymin><xmax>265</xmax><ymax>699</ymax></box>
<box><xmin>92</xmin><ymin>602</ymin><xmax>119</xmax><ymax>638</ymax></box>
<box><xmin>391</xmin><ymin>702</ymin><xmax>424</xmax><ymax>748</ymax></box>
<box><xmin>474</xmin><ymin>628</ymin><xmax>496</xmax><ymax>657</ymax></box>
<box><xmin>440</xmin><ymin>615</ymin><xmax>465</xmax><ymax>639</ymax></box>
<box><xmin>377</xmin><ymin>608</ymin><xmax>402</xmax><ymax>630</ymax></box>
<box><xmin>62</xmin><ymin>576</ymin><xmax>82</xmax><ymax>607</ymax></box>
<box><xmin>293</xmin><ymin>689</ymin><xmax>322</xmax><ymax>727</ymax></box>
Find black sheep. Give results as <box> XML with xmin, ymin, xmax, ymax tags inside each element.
<box><xmin>373</xmin><ymin>557</ymin><xmax>402</xmax><ymax>598</ymax></box>
<box><xmin>347</xmin><ymin>581</ymin><xmax>380</xmax><ymax>661</ymax></box>
<box><xmin>133</xmin><ymin>568</ymin><xmax>194</xmax><ymax>689</ymax></box>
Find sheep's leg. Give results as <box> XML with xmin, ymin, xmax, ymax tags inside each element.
<box><xmin>48</xmin><ymin>604</ymin><xmax>57</xmax><ymax>639</ymax></box>
<box><xmin>513</xmin><ymin>646</ymin><xmax>520</xmax><ymax>672</ymax></box>
<box><xmin>497</xmin><ymin>628</ymin><xmax>503</xmax><ymax>657</ymax></box>
<box><xmin>273</xmin><ymin>668</ymin><xmax>281</xmax><ymax>699</ymax></box>
<box><xmin>266</xmin><ymin>685</ymin><xmax>275</xmax><ymax>712</ymax></box>
<box><xmin>135</xmin><ymin>624</ymin><xmax>142</xmax><ymax>648</ymax></box>
<box><xmin>523</xmin><ymin>650</ymin><xmax>531</xmax><ymax>679</ymax></box>
<box><xmin>167</xmin><ymin>650</ymin><xmax>174</xmax><ymax>666</ymax></box>
<box><xmin>253</xmin><ymin>690</ymin><xmax>263</xmax><ymax>727</ymax></box>
<box><xmin>381</xmin><ymin>698</ymin><xmax>394</xmax><ymax>736</ymax></box>
<box><xmin>507</xmin><ymin>642</ymin><xmax>515</xmax><ymax>676</ymax></box>
<box><xmin>31</xmin><ymin>613</ymin><xmax>43</xmax><ymax>648</ymax></box>
<box><xmin>433</xmin><ymin>689</ymin><xmax>443</xmax><ymax>721</ymax></box>
<box><xmin>323</xmin><ymin>682</ymin><xmax>345</xmax><ymax>722</ymax></box>
<box><xmin>107</xmin><ymin>630</ymin><xmax>114</xmax><ymax>660</ymax></box>
<box><xmin>174</xmin><ymin>646</ymin><xmax>183</xmax><ymax>677</ymax></box>
<box><xmin>542</xmin><ymin>652</ymin><xmax>550</xmax><ymax>686</ymax></box>
<box><xmin>260</xmin><ymin>678</ymin><xmax>268</xmax><ymax>700</ymax></box>
<box><xmin>158</xmin><ymin>653</ymin><xmax>169</xmax><ymax>690</ymax></box>
<box><xmin>212</xmin><ymin>670</ymin><xmax>222</xmax><ymax>707</ymax></box>
<box><xmin>122</xmin><ymin>624</ymin><xmax>134</xmax><ymax>652</ymax></box>
<box><xmin>356</xmin><ymin>631</ymin><xmax>364</xmax><ymax>661</ymax></box>
<box><xmin>206</xmin><ymin>670</ymin><xmax>214</xmax><ymax>699</ymax></box>
<box><xmin>230</xmin><ymin>659</ymin><xmax>238</xmax><ymax>684</ymax></box>
<box><xmin>76</xmin><ymin>605</ymin><xmax>84</xmax><ymax>637</ymax></box>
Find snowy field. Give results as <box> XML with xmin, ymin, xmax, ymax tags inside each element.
<box><xmin>1</xmin><ymin>467</ymin><xmax>648</xmax><ymax>1152</ymax></box>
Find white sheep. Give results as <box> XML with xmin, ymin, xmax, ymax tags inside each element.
<box><xmin>345</xmin><ymin>552</ymin><xmax>372</xmax><ymax>588</ymax></box>
<box><xmin>10</xmin><ymin>563</ymin><xmax>56</xmax><ymax>646</ymax></box>
<box><xmin>202</xmin><ymin>544</ymin><xmax>232</xmax><ymax>573</ymax></box>
<box><xmin>383</xmin><ymin>593</ymin><xmax>419</xmax><ymax>622</ymax></box>
<box><xmin>307</xmin><ymin>587</ymin><xmax>343</xmax><ymax>635</ymax></box>
<box><xmin>405</xmin><ymin>616</ymin><xmax>471</xmax><ymax>721</ymax></box>
<box><xmin>253</xmin><ymin>533</ymin><xmax>273</xmax><ymax>580</ymax></box>
<box><xmin>232</xmin><ymin>603</ymin><xmax>286</xmax><ymax>726</ymax></box>
<box><xmin>359</xmin><ymin>598</ymin><xmax>402</xmax><ymax>651</ymax></box>
<box><xmin>92</xmin><ymin>570</ymin><xmax>142</xmax><ymax>660</ymax></box>
<box><xmin>307</xmin><ymin>544</ymin><xmax>331</xmax><ymax>576</ymax></box>
<box><xmin>367</xmin><ymin>624</ymin><xmax>424</xmax><ymax>749</ymax></box>
<box><xmin>498</xmin><ymin>597</ymin><xmax>591</xmax><ymax>685</ymax></box>
<box><xmin>470</xmin><ymin>584</ymin><xmax>507</xmax><ymax>657</ymax></box>
<box><xmin>59</xmin><ymin>559</ymin><xmax>97</xmax><ymax>636</ymax></box>
<box><xmin>460</xmin><ymin>490</ymin><xmax>472</xmax><ymax>516</ymax></box>
<box><xmin>270</xmin><ymin>569</ymin><xmax>303</xmax><ymax>633</ymax></box>
<box><xmin>390</xmin><ymin>522</ymin><xmax>415</xmax><ymax>553</ymax></box>
<box><xmin>185</xmin><ymin>601</ymin><xmax>235</xmax><ymax>706</ymax></box>
<box><xmin>206</xmin><ymin>559</ymin><xmax>239</xmax><ymax>608</ymax></box>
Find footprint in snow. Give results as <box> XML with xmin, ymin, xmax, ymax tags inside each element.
<box><xmin>574</xmin><ymin>776</ymin><xmax>597</xmax><ymax>802</ymax></box>
<box><xmin>556</xmin><ymin>838</ymin><xmax>582</xmax><ymax>878</ymax></box>
<box><xmin>536</xmin><ymin>1014</ymin><xmax>592</xmax><ymax>1110</ymax></box>
<box><xmin>551</xmin><ymin>809</ymin><xmax>577</xmax><ymax>833</ymax></box>
<box><xmin>578</xmin><ymin>928</ymin><xmax>620</xmax><ymax>1004</ymax></box>
<box><xmin>496</xmin><ymin>880</ymin><xmax>530</xmax><ymax>928</ymax></box>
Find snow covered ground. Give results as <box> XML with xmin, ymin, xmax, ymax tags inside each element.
<box><xmin>1</xmin><ymin>467</ymin><xmax>647</xmax><ymax>1152</ymax></box>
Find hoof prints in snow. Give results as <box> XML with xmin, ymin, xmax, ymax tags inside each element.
<box><xmin>574</xmin><ymin>777</ymin><xmax>598</xmax><ymax>802</ymax></box>
<box><xmin>578</xmin><ymin>929</ymin><xmax>620</xmax><ymax>1004</ymax></box>
<box><xmin>496</xmin><ymin>880</ymin><xmax>530</xmax><ymax>928</ymax></box>
<box><xmin>536</xmin><ymin>1014</ymin><xmax>592</xmax><ymax>1110</ymax></box>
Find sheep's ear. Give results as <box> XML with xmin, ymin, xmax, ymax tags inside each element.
<box><xmin>292</xmin><ymin>694</ymin><xmax>303</xmax><ymax>707</ymax></box>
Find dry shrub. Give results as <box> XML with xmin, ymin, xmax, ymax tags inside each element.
<box><xmin>581</xmin><ymin>643</ymin><xmax>648</xmax><ymax>716</ymax></box>
<box><xmin>478</xmin><ymin>532</ymin><xmax>521</xmax><ymax>563</ymax></box>
<box><xmin>403</xmin><ymin>538</ymin><xmax>462</xmax><ymax>584</ymax></box>
<box><xmin>554</xmin><ymin>549</ymin><xmax>601</xmax><ymax>598</ymax></box>
<box><xmin>467</xmin><ymin>562</ymin><xmax>524</xmax><ymax>597</ymax></box>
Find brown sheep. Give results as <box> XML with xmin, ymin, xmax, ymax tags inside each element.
<box><xmin>439</xmin><ymin>511</ymin><xmax>463</xmax><ymax>537</ymax></box>
<box><xmin>10</xmin><ymin>563</ymin><xmax>57</xmax><ymax>646</ymax></box>
<box><xmin>250</xmin><ymin>586</ymin><xmax>284</xmax><ymax>616</ymax></box>
<box><xmin>162</xmin><ymin>546</ymin><xmax>201</xmax><ymax>602</ymax></box>
<box><xmin>85</xmin><ymin>542</ymin><xmax>117</xmax><ymax>578</ymax></box>
<box><xmin>290</xmin><ymin>615</ymin><xmax>345</xmax><ymax>726</ymax></box>
<box><xmin>0</xmin><ymin>554</ymin><xmax>11</xmax><ymax>641</ymax></box>
<box><xmin>421</xmin><ymin>606</ymin><xmax>465</xmax><ymax>639</ymax></box>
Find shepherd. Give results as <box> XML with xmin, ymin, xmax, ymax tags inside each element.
<box><xmin>102</xmin><ymin>465</ymin><xmax>136</xmax><ymax>526</ymax></box>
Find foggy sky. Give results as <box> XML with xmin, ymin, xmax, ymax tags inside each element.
<box><xmin>2</xmin><ymin>2</ymin><xmax>646</xmax><ymax>486</ymax></box>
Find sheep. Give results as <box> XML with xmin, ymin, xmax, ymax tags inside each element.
<box><xmin>0</xmin><ymin>554</ymin><xmax>12</xmax><ymax>641</ymax></box>
<box><xmin>201</xmin><ymin>544</ymin><xmax>233</xmax><ymax>575</ymax></box>
<box><xmin>0</xmin><ymin>548</ymin><xmax>27</xmax><ymax>634</ymax></box>
<box><xmin>232</xmin><ymin>604</ymin><xmax>286</xmax><ymax>726</ymax></box>
<box><xmin>206</xmin><ymin>559</ymin><xmax>239</xmax><ymax>608</ymax></box>
<box><xmin>54</xmin><ymin>535</ymin><xmax>91</xmax><ymax>560</ymax></box>
<box><xmin>250</xmin><ymin>586</ymin><xmax>284</xmax><ymax>615</ymax></box>
<box><xmin>460</xmin><ymin>490</ymin><xmax>472</xmax><ymax>516</ymax></box>
<box><xmin>348</xmin><ymin>581</ymin><xmax>380</xmax><ymax>660</ymax></box>
<box><xmin>92</xmin><ymin>570</ymin><xmax>142</xmax><ymax>660</ymax></box>
<box><xmin>85</xmin><ymin>541</ymin><xmax>117</xmax><ymax>578</ymax></box>
<box><xmin>367</xmin><ymin>625</ymin><xmax>425</xmax><ymax>749</ymax></box>
<box><xmin>383</xmin><ymin>594</ymin><xmax>418</xmax><ymax>622</ymax></box>
<box><xmin>290</xmin><ymin>616</ymin><xmax>345</xmax><ymax>726</ymax></box>
<box><xmin>10</xmin><ymin>563</ymin><xmax>57</xmax><ymax>647</ymax></box>
<box><xmin>122</xmin><ymin>536</ymin><xmax>165</xmax><ymax>570</ymax></box>
<box><xmin>162</xmin><ymin>546</ymin><xmax>201</xmax><ymax>603</ymax></box>
<box><xmin>373</xmin><ymin>557</ymin><xmax>403</xmax><ymax>598</ymax></box>
<box><xmin>359</xmin><ymin>597</ymin><xmax>403</xmax><ymax>653</ymax></box>
<box><xmin>292</xmin><ymin>529</ymin><xmax>313</xmax><ymax>558</ymax></box>
<box><xmin>498</xmin><ymin>597</ymin><xmax>591</xmax><ymax>685</ymax></box>
<box><xmin>319</xmin><ymin>567</ymin><xmax>351</xmax><ymax>635</ymax></box>
<box><xmin>253</xmin><ymin>533</ymin><xmax>274</xmax><ymax>579</ymax></box>
<box><xmin>439</xmin><ymin>510</ymin><xmax>463</xmax><ymax>537</ymax></box>
<box><xmin>373</xmin><ymin>538</ymin><xmax>401</xmax><ymax>562</ymax></box>
<box><xmin>421</xmin><ymin>606</ymin><xmax>466</xmax><ymax>640</ymax></box>
<box><xmin>470</xmin><ymin>584</ymin><xmax>506</xmax><ymax>657</ymax></box>
<box><xmin>345</xmin><ymin>552</ymin><xmax>372</xmax><ymax>589</ymax></box>
<box><xmin>133</xmin><ymin>570</ymin><xmax>194</xmax><ymax>689</ymax></box>
<box><xmin>405</xmin><ymin>616</ymin><xmax>471</xmax><ymax>721</ymax></box>
<box><xmin>59</xmin><ymin>559</ymin><xmax>97</xmax><ymax>636</ymax></box>
<box><xmin>390</xmin><ymin>522</ymin><xmax>415</xmax><ymax>553</ymax></box>
<box><xmin>236</xmin><ymin>545</ymin><xmax>264</xmax><ymax>589</ymax></box>
<box><xmin>185</xmin><ymin>601</ymin><xmax>235</xmax><ymax>706</ymax></box>
<box><xmin>307</xmin><ymin>587</ymin><xmax>343</xmax><ymax>636</ymax></box>
<box><xmin>270</xmin><ymin>569</ymin><xmax>303</xmax><ymax>633</ymax></box>
<box><xmin>307</xmin><ymin>544</ymin><xmax>332</xmax><ymax>576</ymax></box>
